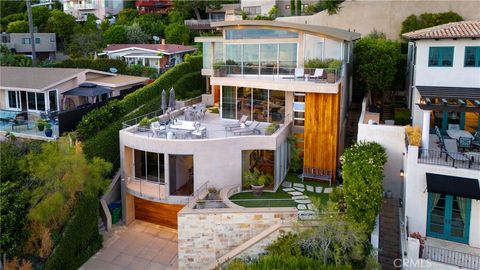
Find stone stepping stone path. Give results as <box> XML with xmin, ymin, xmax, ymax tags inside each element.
<box><xmin>282</xmin><ymin>181</ymin><xmax>292</xmax><ymax>188</ymax></box>
<box><xmin>281</xmin><ymin>181</ymin><xmax>333</xmax><ymax>216</ymax></box>
<box><xmin>297</xmin><ymin>204</ymin><xmax>307</xmax><ymax>210</ymax></box>
<box><xmin>291</xmin><ymin>195</ymin><xmax>308</xmax><ymax>200</ymax></box>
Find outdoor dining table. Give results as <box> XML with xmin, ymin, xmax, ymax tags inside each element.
<box><xmin>446</xmin><ymin>129</ymin><xmax>474</xmax><ymax>140</ymax></box>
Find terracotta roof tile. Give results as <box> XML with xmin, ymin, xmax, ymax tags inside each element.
<box><xmin>402</xmin><ymin>21</ymin><xmax>480</xmax><ymax>40</ymax></box>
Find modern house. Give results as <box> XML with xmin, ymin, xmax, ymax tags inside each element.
<box><xmin>184</xmin><ymin>4</ymin><xmax>241</xmax><ymax>31</ymax></box>
<box><xmin>102</xmin><ymin>44</ymin><xmax>197</xmax><ymax>73</ymax></box>
<box><xmin>0</xmin><ymin>33</ymin><xmax>57</xmax><ymax>60</ymax></box>
<box><xmin>135</xmin><ymin>0</ymin><xmax>172</xmax><ymax>14</ymax></box>
<box><xmin>400</xmin><ymin>21</ymin><xmax>480</xmax><ymax>268</ymax></box>
<box><xmin>0</xmin><ymin>67</ymin><xmax>147</xmax><ymax>138</ymax></box>
<box><xmin>63</xmin><ymin>0</ymin><xmax>123</xmax><ymax>21</ymax></box>
<box><xmin>119</xmin><ymin>20</ymin><xmax>360</xmax><ymax>228</ymax></box>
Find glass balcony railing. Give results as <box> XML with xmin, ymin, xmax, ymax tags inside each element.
<box><xmin>212</xmin><ymin>65</ymin><xmax>341</xmax><ymax>83</ymax></box>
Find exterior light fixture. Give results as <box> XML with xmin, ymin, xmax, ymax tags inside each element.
<box><xmin>400</xmin><ymin>170</ymin><xmax>404</xmax><ymax>177</ymax></box>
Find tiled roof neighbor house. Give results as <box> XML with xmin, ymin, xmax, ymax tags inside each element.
<box><xmin>402</xmin><ymin>21</ymin><xmax>480</xmax><ymax>40</ymax></box>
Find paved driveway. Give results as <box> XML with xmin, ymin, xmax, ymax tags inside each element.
<box><xmin>81</xmin><ymin>220</ymin><xmax>178</xmax><ymax>270</ymax></box>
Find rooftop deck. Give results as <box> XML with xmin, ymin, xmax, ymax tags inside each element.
<box><xmin>123</xmin><ymin>109</ymin><xmax>289</xmax><ymax>140</ymax></box>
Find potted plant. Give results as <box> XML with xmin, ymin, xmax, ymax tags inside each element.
<box><xmin>37</xmin><ymin>119</ymin><xmax>46</xmax><ymax>131</ymax></box>
<box><xmin>405</xmin><ymin>126</ymin><xmax>422</xmax><ymax>157</ymax></box>
<box><xmin>213</xmin><ymin>62</ymin><xmax>226</xmax><ymax>77</ymax></box>
<box><xmin>196</xmin><ymin>199</ymin><xmax>206</xmax><ymax>209</ymax></box>
<box><xmin>265</xmin><ymin>122</ymin><xmax>280</xmax><ymax>135</ymax></box>
<box><xmin>207</xmin><ymin>187</ymin><xmax>218</xmax><ymax>200</ymax></box>
<box><xmin>44</xmin><ymin>123</ymin><xmax>53</xmax><ymax>137</ymax></box>
<box><xmin>243</xmin><ymin>168</ymin><xmax>265</xmax><ymax>197</ymax></box>
<box><xmin>138</xmin><ymin>117</ymin><xmax>150</xmax><ymax>129</ymax></box>
<box><xmin>327</xmin><ymin>59</ymin><xmax>342</xmax><ymax>83</ymax></box>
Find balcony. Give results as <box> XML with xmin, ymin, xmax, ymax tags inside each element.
<box><xmin>421</xmin><ymin>238</ymin><xmax>480</xmax><ymax>269</ymax></box>
<box><xmin>75</xmin><ymin>3</ymin><xmax>96</xmax><ymax>10</ymax></box>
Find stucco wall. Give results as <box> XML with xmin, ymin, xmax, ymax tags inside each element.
<box><xmin>277</xmin><ymin>0</ymin><xmax>480</xmax><ymax>40</ymax></box>
<box><xmin>357</xmin><ymin>123</ymin><xmax>406</xmax><ymax>198</ymax></box>
<box><xmin>403</xmin><ymin>146</ymin><xmax>480</xmax><ymax>248</ymax></box>
<box><xmin>177</xmin><ymin>208</ymin><xmax>297</xmax><ymax>270</ymax></box>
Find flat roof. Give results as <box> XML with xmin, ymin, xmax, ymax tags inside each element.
<box><xmin>87</xmin><ymin>75</ymin><xmax>148</xmax><ymax>88</ymax></box>
<box><xmin>211</xmin><ymin>20</ymin><xmax>361</xmax><ymax>41</ymax></box>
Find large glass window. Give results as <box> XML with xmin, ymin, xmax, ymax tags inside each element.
<box><xmin>214</xmin><ymin>42</ymin><xmax>223</xmax><ymax>63</ymax></box>
<box><xmin>226</xmin><ymin>28</ymin><xmax>298</xmax><ymax>40</ymax></box>
<box><xmin>253</xmin><ymin>89</ymin><xmax>268</xmax><ymax>122</ymax></box>
<box><xmin>279</xmin><ymin>43</ymin><xmax>297</xmax><ymax>74</ymax></box>
<box><xmin>49</xmin><ymin>90</ymin><xmax>58</xmax><ymax>112</ymax></box>
<box><xmin>304</xmin><ymin>34</ymin><xmax>324</xmax><ymax>60</ymax></box>
<box><xmin>269</xmin><ymin>90</ymin><xmax>285</xmax><ymax>122</ymax></box>
<box><xmin>243</xmin><ymin>44</ymin><xmax>259</xmax><ymax>75</ymax></box>
<box><xmin>237</xmin><ymin>87</ymin><xmax>252</xmax><ymax>120</ymax></box>
<box><xmin>27</xmin><ymin>92</ymin><xmax>36</xmax><ymax>110</ymax></box>
<box><xmin>26</xmin><ymin>92</ymin><xmax>46</xmax><ymax>111</ymax></box>
<box><xmin>464</xmin><ymin>46</ymin><xmax>480</xmax><ymax>67</ymax></box>
<box><xmin>429</xmin><ymin>47</ymin><xmax>454</xmax><ymax>67</ymax></box>
<box><xmin>36</xmin><ymin>92</ymin><xmax>45</xmax><ymax>111</ymax></box>
<box><xmin>134</xmin><ymin>150</ymin><xmax>165</xmax><ymax>184</ymax></box>
<box><xmin>242</xmin><ymin>150</ymin><xmax>275</xmax><ymax>191</ymax></box>
<box><xmin>226</xmin><ymin>44</ymin><xmax>241</xmax><ymax>65</ymax></box>
<box><xmin>203</xmin><ymin>42</ymin><xmax>212</xmax><ymax>68</ymax></box>
<box><xmin>222</xmin><ymin>86</ymin><xmax>236</xmax><ymax>119</ymax></box>
<box><xmin>260</xmin><ymin>44</ymin><xmax>278</xmax><ymax>75</ymax></box>
<box><xmin>293</xmin><ymin>92</ymin><xmax>305</xmax><ymax>126</ymax></box>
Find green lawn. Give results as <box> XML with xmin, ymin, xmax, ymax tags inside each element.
<box><xmin>229</xmin><ymin>174</ymin><xmax>334</xmax><ymax>208</ymax></box>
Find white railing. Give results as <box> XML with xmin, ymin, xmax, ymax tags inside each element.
<box><xmin>422</xmin><ymin>245</ymin><xmax>480</xmax><ymax>269</ymax></box>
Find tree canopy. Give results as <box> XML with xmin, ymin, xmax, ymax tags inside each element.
<box><xmin>103</xmin><ymin>25</ymin><xmax>128</xmax><ymax>44</ymax></box>
<box><xmin>353</xmin><ymin>35</ymin><xmax>401</xmax><ymax>102</ymax></box>
<box><xmin>116</xmin><ymin>8</ymin><xmax>138</xmax><ymax>25</ymax></box>
<box><xmin>45</xmin><ymin>10</ymin><xmax>76</xmax><ymax>41</ymax></box>
<box><xmin>6</xmin><ymin>20</ymin><xmax>29</xmax><ymax>33</ymax></box>
<box><xmin>165</xmin><ymin>23</ymin><xmax>190</xmax><ymax>45</ymax></box>
<box><xmin>126</xmin><ymin>23</ymin><xmax>149</xmax><ymax>43</ymax></box>
<box><xmin>401</xmin><ymin>11</ymin><xmax>464</xmax><ymax>35</ymax></box>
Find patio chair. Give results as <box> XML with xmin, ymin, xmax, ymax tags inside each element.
<box><xmin>184</xmin><ymin>109</ymin><xmax>195</xmax><ymax>121</ymax></box>
<box><xmin>224</xmin><ymin>115</ymin><xmax>248</xmax><ymax>131</ymax></box>
<box><xmin>311</xmin><ymin>68</ymin><xmax>325</xmax><ymax>81</ymax></box>
<box><xmin>294</xmin><ymin>68</ymin><xmax>304</xmax><ymax>80</ymax></box>
<box><xmin>150</xmin><ymin>122</ymin><xmax>166</xmax><ymax>137</ymax></box>
<box><xmin>472</xmin><ymin>131</ymin><xmax>480</xmax><ymax>148</ymax></box>
<box><xmin>458</xmin><ymin>136</ymin><xmax>472</xmax><ymax>151</ymax></box>
<box><xmin>448</xmin><ymin>124</ymin><xmax>460</xmax><ymax>130</ymax></box>
<box><xmin>444</xmin><ymin>139</ymin><xmax>471</xmax><ymax>168</ymax></box>
<box><xmin>233</xmin><ymin>121</ymin><xmax>261</xmax><ymax>136</ymax></box>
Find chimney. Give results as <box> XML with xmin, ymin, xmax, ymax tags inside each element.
<box><xmin>161</xmin><ymin>39</ymin><xmax>165</xmax><ymax>45</ymax></box>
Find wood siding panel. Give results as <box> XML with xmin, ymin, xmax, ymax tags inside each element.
<box><xmin>303</xmin><ymin>89</ymin><xmax>340</xmax><ymax>183</ymax></box>
<box><xmin>134</xmin><ymin>197</ymin><xmax>184</xmax><ymax>229</ymax></box>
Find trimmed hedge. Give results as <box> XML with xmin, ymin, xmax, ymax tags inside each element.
<box><xmin>48</xmin><ymin>58</ymin><xmax>128</xmax><ymax>73</ymax></box>
<box><xmin>173</xmin><ymin>71</ymin><xmax>206</xmax><ymax>99</ymax></box>
<box><xmin>45</xmin><ymin>193</ymin><xmax>102</xmax><ymax>270</ymax></box>
<box><xmin>76</xmin><ymin>55</ymin><xmax>202</xmax><ymax>140</ymax></box>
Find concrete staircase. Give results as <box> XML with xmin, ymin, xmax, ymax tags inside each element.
<box><xmin>378</xmin><ymin>198</ymin><xmax>401</xmax><ymax>270</ymax></box>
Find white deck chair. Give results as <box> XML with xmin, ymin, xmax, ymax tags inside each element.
<box><xmin>294</xmin><ymin>68</ymin><xmax>304</xmax><ymax>80</ymax></box>
<box><xmin>312</xmin><ymin>68</ymin><xmax>324</xmax><ymax>81</ymax></box>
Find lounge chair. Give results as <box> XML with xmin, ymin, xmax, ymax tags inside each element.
<box><xmin>224</xmin><ymin>115</ymin><xmax>248</xmax><ymax>131</ymax></box>
<box><xmin>444</xmin><ymin>139</ymin><xmax>471</xmax><ymax>168</ymax></box>
<box><xmin>472</xmin><ymin>131</ymin><xmax>480</xmax><ymax>148</ymax></box>
<box><xmin>458</xmin><ymin>136</ymin><xmax>472</xmax><ymax>151</ymax></box>
<box><xmin>233</xmin><ymin>121</ymin><xmax>261</xmax><ymax>135</ymax></box>
<box><xmin>294</xmin><ymin>68</ymin><xmax>304</xmax><ymax>80</ymax></box>
<box><xmin>311</xmin><ymin>68</ymin><xmax>325</xmax><ymax>81</ymax></box>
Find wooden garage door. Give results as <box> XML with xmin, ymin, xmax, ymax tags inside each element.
<box><xmin>134</xmin><ymin>197</ymin><xmax>184</xmax><ymax>229</ymax></box>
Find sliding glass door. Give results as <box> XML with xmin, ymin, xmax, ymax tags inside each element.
<box><xmin>427</xmin><ymin>193</ymin><xmax>471</xmax><ymax>244</ymax></box>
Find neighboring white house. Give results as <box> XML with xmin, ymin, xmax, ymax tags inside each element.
<box><xmin>399</xmin><ymin>21</ymin><xmax>480</xmax><ymax>269</ymax></box>
<box><xmin>63</xmin><ymin>0</ymin><xmax>123</xmax><ymax>21</ymax></box>
<box><xmin>102</xmin><ymin>44</ymin><xmax>197</xmax><ymax>73</ymax></box>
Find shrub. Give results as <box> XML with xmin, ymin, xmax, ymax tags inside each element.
<box><xmin>401</xmin><ymin>12</ymin><xmax>464</xmax><ymax>35</ymax></box>
<box><xmin>172</xmin><ymin>71</ymin><xmax>205</xmax><ymax>99</ymax></box>
<box><xmin>44</xmin><ymin>193</ymin><xmax>102</xmax><ymax>270</ymax></box>
<box><xmin>266</xmin><ymin>232</ymin><xmax>301</xmax><ymax>256</ymax></box>
<box><xmin>405</xmin><ymin>126</ymin><xmax>422</xmax><ymax>147</ymax></box>
<box><xmin>250</xmin><ymin>255</ymin><xmax>343</xmax><ymax>270</ymax></box>
<box><xmin>76</xmin><ymin>55</ymin><xmax>202</xmax><ymax>140</ymax></box>
<box><xmin>125</xmin><ymin>64</ymin><xmax>159</xmax><ymax>79</ymax></box>
<box><xmin>340</xmin><ymin>141</ymin><xmax>386</xmax><ymax>233</ymax></box>
<box><xmin>394</xmin><ymin>108</ymin><xmax>411</xmax><ymax>125</ymax></box>
<box><xmin>265</xmin><ymin>122</ymin><xmax>279</xmax><ymax>135</ymax></box>
<box><xmin>47</xmin><ymin>58</ymin><xmax>127</xmax><ymax>73</ymax></box>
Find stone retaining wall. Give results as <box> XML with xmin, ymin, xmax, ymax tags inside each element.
<box><xmin>177</xmin><ymin>208</ymin><xmax>297</xmax><ymax>269</ymax></box>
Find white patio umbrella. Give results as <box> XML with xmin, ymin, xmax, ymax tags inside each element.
<box><xmin>161</xmin><ymin>89</ymin><xmax>167</xmax><ymax>113</ymax></box>
<box><xmin>169</xmin><ymin>87</ymin><xmax>176</xmax><ymax>111</ymax></box>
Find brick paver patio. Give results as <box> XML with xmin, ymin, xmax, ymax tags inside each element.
<box><xmin>80</xmin><ymin>220</ymin><xmax>178</xmax><ymax>270</ymax></box>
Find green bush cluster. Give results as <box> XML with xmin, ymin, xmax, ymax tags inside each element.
<box><xmin>303</xmin><ymin>58</ymin><xmax>342</xmax><ymax>70</ymax></box>
<box><xmin>401</xmin><ymin>11</ymin><xmax>463</xmax><ymax>35</ymax></box>
<box><xmin>172</xmin><ymin>71</ymin><xmax>206</xmax><ymax>99</ymax></box>
<box><xmin>45</xmin><ymin>193</ymin><xmax>103</xmax><ymax>270</ymax></box>
<box><xmin>46</xmin><ymin>58</ymin><xmax>128</xmax><ymax>73</ymax></box>
<box><xmin>394</xmin><ymin>108</ymin><xmax>411</xmax><ymax>126</ymax></box>
<box><xmin>125</xmin><ymin>64</ymin><xmax>159</xmax><ymax>79</ymax></box>
<box><xmin>76</xmin><ymin>55</ymin><xmax>202</xmax><ymax>140</ymax></box>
